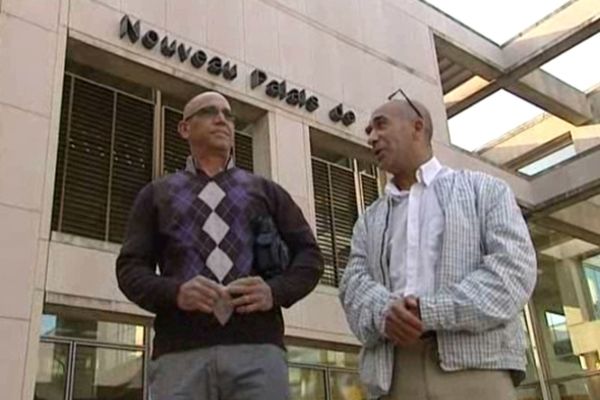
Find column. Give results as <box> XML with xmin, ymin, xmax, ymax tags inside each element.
<box><xmin>0</xmin><ymin>1</ymin><xmax>67</xmax><ymax>399</ymax></box>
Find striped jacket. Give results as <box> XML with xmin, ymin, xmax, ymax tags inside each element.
<box><xmin>339</xmin><ymin>170</ymin><xmax>537</xmax><ymax>399</ymax></box>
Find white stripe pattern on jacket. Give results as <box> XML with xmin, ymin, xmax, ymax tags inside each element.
<box><xmin>339</xmin><ymin>170</ymin><xmax>537</xmax><ymax>399</ymax></box>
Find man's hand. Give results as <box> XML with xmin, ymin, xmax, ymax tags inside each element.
<box><xmin>228</xmin><ymin>276</ymin><xmax>274</xmax><ymax>314</ymax></box>
<box><xmin>176</xmin><ymin>276</ymin><xmax>226</xmax><ymax>313</ymax></box>
<box><xmin>384</xmin><ymin>297</ymin><xmax>423</xmax><ymax>346</ymax></box>
<box><xmin>405</xmin><ymin>296</ymin><xmax>421</xmax><ymax>319</ymax></box>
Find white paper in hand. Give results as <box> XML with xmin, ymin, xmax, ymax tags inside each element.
<box><xmin>213</xmin><ymin>292</ymin><xmax>233</xmax><ymax>326</ymax></box>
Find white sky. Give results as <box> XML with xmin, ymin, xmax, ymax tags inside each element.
<box><xmin>448</xmin><ymin>90</ymin><xmax>543</xmax><ymax>152</ymax></box>
<box><xmin>425</xmin><ymin>0</ymin><xmax>571</xmax><ymax>44</ymax></box>
<box><xmin>427</xmin><ymin>0</ymin><xmax>599</xmax><ymax>154</ymax></box>
<box><xmin>541</xmin><ymin>33</ymin><xmax>600</xmax><ymax>92</ymax></box>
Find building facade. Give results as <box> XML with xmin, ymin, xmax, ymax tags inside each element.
<box><xmin>0</xmin><ymin>0</ymin><xmax>599</xmax><ymax>399</ymax></box>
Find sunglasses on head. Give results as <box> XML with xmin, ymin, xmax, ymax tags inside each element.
<box><xmin>387</xmin><ymin>88</ymin><xmax>423</xmax><ymax>119</ymax></box>
<box><xmin>364</xmin><ymin>88</ymin><xmax>423</xmax><ymax>135</ymax></box>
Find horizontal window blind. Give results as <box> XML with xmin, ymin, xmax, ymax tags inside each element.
<box><xmin>52</xmin><ymin>75</ymin><xmax>153</xmax><ymax>242</ymax></box>
<box><xmin>312</xmin><ymin>158</ymin><xmax>380</xmax><ymax>286</ymax></box>
<box><xmin>312</xmin><ymin>158</ymin><xmax>358</xmax><ymax>287</ymax></box>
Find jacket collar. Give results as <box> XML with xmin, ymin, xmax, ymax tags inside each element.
<box><xmin>384</xmin><ymin>156</ymin><xmax>443</xmax><ymax>197</ymax></box>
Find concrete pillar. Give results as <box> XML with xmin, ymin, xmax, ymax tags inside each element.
<box><xmin>254</xmin><ymin>110</ymin><xmax>316</xmax><ymax>232</ymax></box>
<box><xmin>0</xmin><ymin>1</ymin><xmax>67</xmax><ymax>398</ymax></box>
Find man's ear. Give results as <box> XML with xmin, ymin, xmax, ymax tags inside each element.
<box><xmin>413</xmin><ymin>119</ymin><xmax>425</xmax><ymax>140</ymax></box>
<box><xmin>178</xmin><ymin>120</ymin><xmax>190</xmax><ymax>140</ymax></box>
<box><xmin>414</xmin><ymin>119</ymin><xmax>424</xmax><ymax>133</ymax></box>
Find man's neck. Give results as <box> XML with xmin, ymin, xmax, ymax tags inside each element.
<box><xmin>192</xmin><ymin>151</ymin><xmax>229</xmax><ymax>177</ymax></box>
<box><xmin>392</xmin><ymin>171</ymin><xmax>417</xmax><ymax>191</ymax></box>
<box><xmin>392</xmin><ymin>152</ymin><xmax>434</xmax><ymax>190</ymax></box>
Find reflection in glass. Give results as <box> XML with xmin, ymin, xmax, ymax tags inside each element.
<box><xmin>516</xmin><ymin>384</ymin><xmax>543</xmax><ymax>400</ymax></box>
<box><xmin>521</xmin><ymin>312</ymin><xmax>539</xmax><ymax>384</ymax></box>
<box><xmin>287</xmin><ymin>345</ymin><xmax>359</xmax><ymax>369</ymax></box>
<box><xmin>529</xmin><ymin>223</ymin><xmax>600</xmax><ymax>381</ymax></box>
<box><xmin>34</xmin><ymin>342</ymin><xmax>69</xmax><ymax>400</ymax></box>
<box><xmin>330</xmin><ymin>370</ymin><xmax>367</xmax><ymax>400</ymax></box>
<box><xmin>72</xmin><ymin>346</ymin><xmax>143</xmax><ymax>400</ymax></box>
<box><xmin>545</xmin><ymin>312</ymin><xmax>573</xmax><ymax>356</ymax></box>
<box><xmin>289</xmin><ymin>367</ymin><xmax>326</xmax><ymax>400</ymax></box>
<box><xmin>549</xmin><ymin>376</ymin><xmax>600</xmax><ymax>400</ymax></box>
<box><xmin>584</xmin><ymin>255</ymin><xmax>600</xmax><ymax>320</ymax></box>
<box><xmin>41</xmin><ymin>313</ymin><xmax>144</xmax><ymax>346</ymax></box>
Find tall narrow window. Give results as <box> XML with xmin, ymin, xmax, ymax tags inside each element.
<box><xmin>311</xmin><ymin>157</ymin><xmax>379</xmax><ymax>287</ymax></box>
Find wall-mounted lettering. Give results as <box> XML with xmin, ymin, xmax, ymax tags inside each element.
<box><xmin>250</xmin><ymin>69</ymin><xmax>319</xmax><ymax>113</ymax></box>
<box><xmin>142</xmin><ymin>30</ymin><xmax>159</xmax><ymax>49</ymax></box>
<box><xmin>191</xmin><ymin>50</ymin><xmax>207</xmax><ymax>69</ymax></box>
<box><xmin>250</xmin><ymin>69</ymin><xmax>267</xmax><ymax>89</ymax></box>
<box><xmin>207</xmin><ymin>57</ymin><xmax>222</xmax><ymax>75</ymax></box>
<box><xmin>222</xmin><ymin>62</ymin><xmax>238</xmax><ymax>81</ymax></box>
<box><xmin>119</xmin><ymin>16</ymin><xmax>140</xmax><ymax>42</ymax></box>
<box><xmin>119</xmin><ymin>15</ymin><xmax>358</xmax><ymax>127</ymax></box>
<box><xmin>177</xmin><ymin>44</ymin><xmax>192</xmax><ymax>62</ymax></box>
<box><xmin>329</xmin><ymin>103</ymin><xmax>356</xmax><ymax>126</ymax></box>
<box><xmin>161</xmin><ymin>37</ymin><xmax>177</xmax><ymax>57</ymax></box>
<box><xmin>119</xmin><ymin>15</ymin><xmax>237</xmax><ymax>82</ymax></box>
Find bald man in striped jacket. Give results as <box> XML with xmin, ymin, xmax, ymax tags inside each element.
<box><xmin>339</xmin><ymin>96</ymin><xmax>537</xmax><ymax>400</ymax></box>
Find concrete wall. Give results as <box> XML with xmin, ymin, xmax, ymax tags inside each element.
<box><xmin>0</xmin><ymin>1</ymin><xmax>66</xmax><ymax>399</ymax></box>
<box><xmin>64</xmin><ymin>0</ymin><xmax>448</xmax><ymax>143</ymax></box>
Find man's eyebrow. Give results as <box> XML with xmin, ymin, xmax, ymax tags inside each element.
<box><xmin>371</xmin><ymin>115</ymin><xmax>387</xmax><ymax>125</ymax></box>
<box><xmin>365</xmin><ymin>115</ymin><xmax>387</xmax><ymax>135</ymax></box>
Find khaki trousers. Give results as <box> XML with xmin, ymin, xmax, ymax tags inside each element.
<box><xmin>381</xmin><ymin>338</ymin><xmax>517</xmax><ymax>400</ymax></box>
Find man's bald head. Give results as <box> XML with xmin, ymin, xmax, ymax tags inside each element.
<box><xmin>183</xmin><ymin>91</ymin><xmax>231</xmax><ymax>120</ymax></box>
<box><xmin>371</xmin><ymin>99</ymin><xmax>433</xmax><ymax>143</ymax></box>
<box><xmin>178</xmin><ymin>91</ymin><xmax>235</xmax><ymax>163</ymax></box>
<box><xmin>366</xmin><ymin>98</ymin><xmax>435</xmax><ymax>176</ymax></box>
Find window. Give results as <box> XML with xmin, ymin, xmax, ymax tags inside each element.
<box><xmin>162</xmin><ymin>106</ymin><xmax>188</xmax><ymax>175</ymax></box>
<box><xmin>545</xmin><ymin>312</ymin><xmax>574</xmax><ymax>357</ymax></box>
<box><xmin>72</xmin><ymin>347</ymin><xmax>143</xmax><ymax>400</ymax></box>
<box><xmin>51</xmin><ymin>73</ymin><xmax>253</xmax><ymax>244</ymax></box>
<box><xmin>583</xmin><ymin>257</ymin><xmax>600</xmax><ymax>320</ymax></box>
<box><xmin>35</xmin><ymin>312</ymin><xmax>148</xmax><ymax>400</ymax></box>
<box><xmin>35</xmin><ymin>342</ymin><xmax>69</xmax><ymax>400</ymax></box>
<box><xmin>358</xmin><ymin>162</ymin><xmax>379</xmax><ymax>209</ymax></box>
<box><xmin>287</xmin><ymin>345</ymin><xmax>366</xmax><ymax>400</ymax></box>
<box><xmin>529</xmin><ymin>222</ymin><xmax>600</xmax><ymax>385</ymax></box>
<box><xmin>329</xmin><ymin>371</ymin><xmax>365</xmax><ymax>400</ymax></box>
<box><xmin>289</xmin><ymin>367</ymin><xmax>327</xmax><ymax>400</ymax></box>
<box><xmin>311</xmin><ymin>157</ymin><xmax>380</xmax><ymax>287</ymax></box>
<box><xmin>52</xmin><ymin>75</ymin><xmax>154</xmax><ymax>243</ymax></box>
<box><xmin>518</xmin><ymin>144</ymin><xmax>577</xmax><ymax>176</ymax></box>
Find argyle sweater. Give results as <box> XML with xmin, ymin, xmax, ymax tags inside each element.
<box><xmin>116</xmin><ymin>164</ymin><xmax>323</xmax><ymax>358</ymax></box>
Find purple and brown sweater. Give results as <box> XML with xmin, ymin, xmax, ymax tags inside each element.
<box><xmin>116</xmin><ymin>160</ymin><xmax>323</xmax><ymax>358</ymax></box>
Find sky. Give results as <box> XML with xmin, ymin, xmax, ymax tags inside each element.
<box><xmin>425</xmin><ymin>0</ymin><xmax>599</xmax><ymax>157</ymax></box>
<box><xmin>425</xmin><ymin>0</ymin><xmax>571</xmax><ymax>45</ymax></box>
<box><xmin>448</xmin><ymin>90</ymin><xmax>543</xmax><ymax>152</ymax></box>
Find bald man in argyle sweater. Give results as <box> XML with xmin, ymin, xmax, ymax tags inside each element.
<box><xmin>116</xmin><ymin>92</ymin><xmax>323</xmax><ymax>400</ymax></box>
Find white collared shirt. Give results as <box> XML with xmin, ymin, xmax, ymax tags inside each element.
<box><xmin>385</xmin><ymin>157</ymin><xmax>450</xmax><ymax>298</ymax></box>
